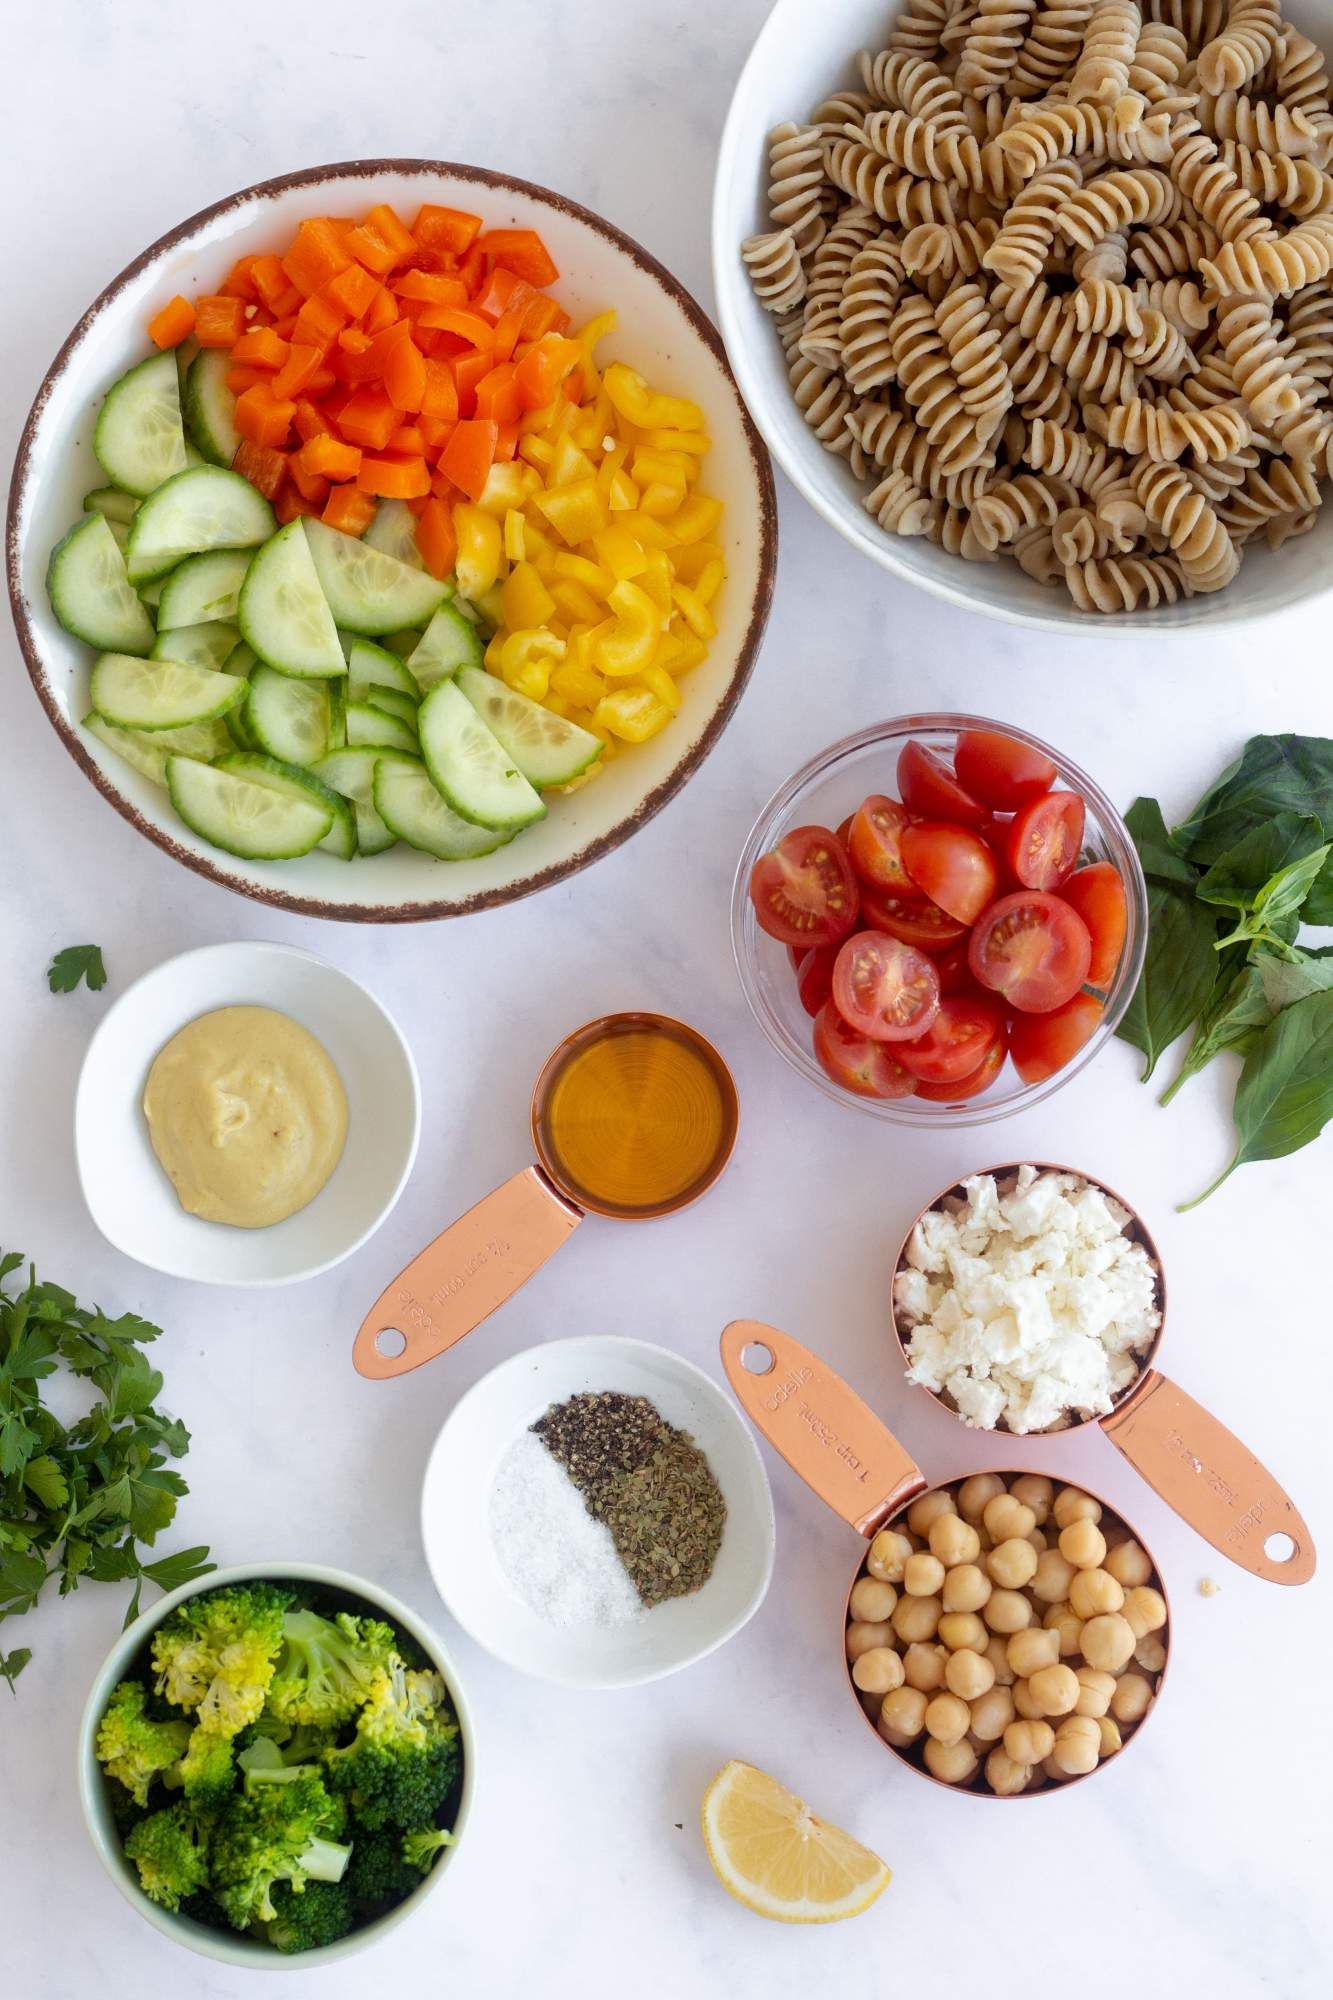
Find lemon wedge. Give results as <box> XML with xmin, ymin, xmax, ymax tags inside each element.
<box><xmin>700</xmin><ymin>1760</ymin><xmax>891</xmax><ymax>1924</ymax></box>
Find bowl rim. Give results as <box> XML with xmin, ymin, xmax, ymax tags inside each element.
<box><xmin>73</xmin><ymin>938</ymin><xmax>422</xmax><ymax>1286</ymax></box>
<box><xmin>77</xmin><ymin>1558</ymin><xmax>477</xmax><ymax>1970</ymax></box>
<box><xmin>419</xmin><ymin>1333</ymin><xmax>776</xmax><ymax>1688</ymax></box>
<box><xmin>8</xmin><ymin>157</ymin><xmax>778</xmax><ymax>923</ymax></box>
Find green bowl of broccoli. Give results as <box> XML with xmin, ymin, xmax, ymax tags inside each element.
<box><xmin>78</xmin><ymin>1562</ymin><xmax>475</xmax><ymax>1966</ymax></box>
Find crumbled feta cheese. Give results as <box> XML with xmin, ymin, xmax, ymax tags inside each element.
<box><xmin>894</xmin><ymin>1167</ymin><xmax>1161</xmax><ymax>1434</ymax></box>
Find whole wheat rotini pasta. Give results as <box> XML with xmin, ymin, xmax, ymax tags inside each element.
<box><xmin>741</xmin><ymin>229</ymin><xmax>807</xmax><ymax>314</ymax></box>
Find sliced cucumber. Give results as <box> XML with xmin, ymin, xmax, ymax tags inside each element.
<box><xmin>239</xmin><ymin>522</ymin><xmax>346</xmax><ymax>678</ymax></box>
<box><xmin>182</xmin><ymin>348</ymin><xmax>240</xmax><ymax>467</ymax></box>
<box><xmin>346</xmin><ymin>700</ymin><xmax>420</xmax><ymax>756</ymax></box>
<box><xmin>406</xmin><ymin>602</ymin><xmax>486</xmax><ymax>691</ymax></box>
<box><xmin>94</xmin><ymin>351</ymin><xmax>189</xmax><ymax>498</ymax></box>
<box><xmin>417</xmin><ymin>680</ymin><xmax>546</xmax><ymax>833</ymax></box>
<box><xmin>347</xmin><ymin>637</ymin><xmax>419</xmax><ymax>701</ymax></box>
<box><xmin>312</xmin><ymin>746</ymin><xmax>418</xmax><ymax>856</ymax></box>
<box><xmin>381</xmin><ymin>629</ymin><xmax>422</xmax><ymax>659</ymax></box>
<box><xmin>84</xmin><ymin>711</ymin><xmax>233</xmax><ymax>787</ymax></box>
<box><xmin>366</xmin><ymin>685</ymin><xmax>421</xmax><ymax>733</ymax></box>
<box><xmin>247</xmin><ymin>664</ymin><xmax>331</xmax><ymax>765</ymax></box>
<box><xmin>90</xmin><ymin>653</ymin><xmax>244</xmax><ymax>731</ymax></box>
<box><xmin>328</xmin><ymin>681</ymin><xmax>347</xmax><ymax>752</ymax></box>
<box><xmin>374</xmin><ymin>758</ymin><xmax>513</xmax><ymax>860</ymax></box>
<box><xmin>137</xmin><ymin>576</ymin><xmax>166</xmax><ymax>609</ymax></box>
<box><xmin>456</xmin><ymin>665</ymin><xmax>603</xmax><ymax>788</ymax></box>
<box><xmin>221</xmin><ymin>643</ymin><xmax>257</xmax><ymax>748</ymax></box>
<box><xmin>363</xmin><ymin>498</ymin><xmax>425</xmax><ymax>569</ymax></box>
<box><xmin>83</xmin><ymin>487</ymin><xmax>138</xmax><ymax>526</ymax></box>
<box><xmin>106</xmin><ymin>518</ymin><xmax>131</xmax><ymax>552</ymax></box>
<box><xmin>223</xmin><ymin>640</ymin><xmax>256</xmax><ymax>677</ymax></box>
<box><xmin>151</xmin><ymin>621</ymin><xmax>240</xmax><ymax>672</ymax></box>
<box><xmin>215</xmin><ymin>752</ymin><xmax>356</xmax><ymax>860</ymax></box>
<box><xmin>304</xmin><ymin>518</ymin><xmax>448</xmax><ymax>635</ymax></box>
<box><xmin>47</xmin><ymin>515</ymin><xmax>155</xmax><ymax>655</ymax></box>
<box><xmin>157</xmin><ymin>549</ymin><xmax>252</xmax><ymax>629</ymax></box>
<box><xmin>167</xmin><ymin>756</ymin><xmax>334</xmax><ymax>860</ymax></box>
<box><xmin>126</xmin><ymin>466</ymin><xmax>275</xmax><ymax>585</ymax></box>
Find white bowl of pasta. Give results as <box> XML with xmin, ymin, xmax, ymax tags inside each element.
<box><xmin>713</xmin><ymin>0</ymin><xmax>1333</xmax><ymax>631</ymax></box>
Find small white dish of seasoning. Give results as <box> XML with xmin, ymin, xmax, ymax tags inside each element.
<box><xmin>420</xmin><ymin>1335</ymin><xmax>775</xmax><ymax>1689</ymax></box>
<box><xmin>75</xmin><ymin>940</ymin><xmax>419</xmax><ymax>1286</ymax></box>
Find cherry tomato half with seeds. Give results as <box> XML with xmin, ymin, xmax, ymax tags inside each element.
<box><xmin>750</xmin><ymin>825</ymin><xmax>860</xmax><ymax>948</ymax></box>
<box><xmin>813</xmin><ymin>1001</ymin><xmax>918</xmax><ymax>1099</ymax></box>
<box><xmin>833</xmin><ymin>931</ymin><xmax>941</xmax><ymax>1042</ymax></box>
<box><xmin>901</xmin><ymin>822</ymin><xmax>1000</xmax><ymax>925</ymax></box>
<box><xmin>836</xmin><ymin>814</ymin><xmax>855</xmax><ymax>846</ymax></box>
<box><xmin>898</xmin><ymin>740</ymin><xmax>987</xmax><ymax>828</ymax></box>
<box><xmin>1009</xmin><ymin>991</ymin><xmax>1104</xmax><ymax>1084</ymax></box>
<box><xmin>796</xmin><ymin>945</ymin><xmax>838</xmax><ymax>1018</ymax></box>
<box><xmin>898</xmin><ymin>995</ymin><xmax>1007</xmax><ymax>1085</ymax></box>
<box><xmin>1004</xmin><ymin>790</ymin><xmax>1086</xmax><ymax>891</ymax></box>
<box><xmin>954</xmin><ymin>730</ymin><xmax>1057</xmax><ymax>812</ymax></box>
<box><xmin>848</xmin><ymin>795</ymin><xmax>922</xmax><ymax>896</ymax></box>
<box><xmin>968</xmin><ymin>891</ymin><xmax>1092</xmax><ymax>1014</ymax></box>
<box><xmin>861</xmin><ymin>887</ymin><xmax>968</xmax><ymax>954</ymax></box>
<box><xmin>915</xmin><ymin>1031</ymin><xmax>1008</xmax><ymax>1101</ymax></box>
<box><xmin>1057</xmin><ymin>862</ymin><xmax>1127</xmax><ymax>989</ymax></box>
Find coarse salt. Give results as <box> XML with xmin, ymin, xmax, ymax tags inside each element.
<box><xmin>489</xmin><ymin>1430</ymin><xmax>644</xmax><ymax>1629</ymax></box>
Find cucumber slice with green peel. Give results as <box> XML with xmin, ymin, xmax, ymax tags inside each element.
<box><xmin>406</xmin><ymin>603</ymin><xmax>486</xmax><ymax>691</ymax></box>
<box><xmin>456</xmin><ymin>665</ymin><xmax>603</xmax><ymax>788</ymax></box>
<box><xmin>214</xmin><ymin>752</ymin><xmax>356</xmax><ymax>860</ymax></box>
<box><xmin>328</xmin><ymin>681</ymin><xmax>347</xmax><ymax>752</ymax></box>
<box><xmin>222</xmin><ymin>641</ymin><xmax>256</xmax><ymax>677</ymax></box>
<box><xmin>346</xmin><ymin>700</ymin><xmax>420</xmax><ymax>756</ymax></box>
<box><xmin>137</xmin><ymin>576</ymin><xmax>166</xmax><ymax>609</ymax></box>
<box><xmin>312</xmin><ymin>746</ymin><xmax>418</xmax><ymax>857</ymax></box>
<box><xmin>417</xmin><ymin>679</ymin><xmax>546</xmax><ymax>832</ymax></box>
<box><xmin>347</xmin><ymin>637</ymin><xmax>419</xmax><ymax>701</ymax></box>
<box><xmin>246</xmin><ymin>664</ymin><xmax>331</xmax><ymax>765</ymax></box>
<box><xmin>126</xmin><ymin>466</ymin><xmax>275</xmax><ymax>585</ymax></box>
<box><xmin>182</xmin><ymin>348</ymin><xmax>240</xmax><ymax>467</ymax></box>
<box><xmin>94</xmin><ymin>351</ymin><xmax>189</xmax><ymax>498</ymax></box>
<box><xmin>83</xmin><ymin>712</ymin><xmax>233</xmax><ymax>787</ymax></box>
<box><xmin>380</xmin><ymin>629</ymin><xmax>422</xmax><ymax>660</ymax></box>
<box><xmin>83</xmin><ymin>487</ymin><xmax>138</xmax><ymax>526</ymax></box>
<box><xmin>47</xmin><ymin>515</ymin><xmax>155</xmax><ymax>656</ymax></box>
<box><xmin>90</xmin><ymin>653</ymin><xmax>245</xmax><ymax>731</ymax></box>
<box><xmin>303</xmin><ymin>518</ymin><xmax>448</xmax><ymax>635</ymax></box>
<box><xmin>363</xmin><ymin>498</ymin><xmax>425</xmax><ymax>569</ymax></box>
<box><xmin>106</xmin><ymin>519</ymin><xmax>131</xmax><ymax>552</ymax></box>
<box><xmin>167</xmin><ymin>755</ymin><xmax>334</xmax><ymax>860</ymax></box>
<box><xmin>151</xmin><ymin>620</ymin><xmax>240</xmax><ymax>672</ymax></box>
<box><xmin>239</xmin><ymin>522</ymin><xmax>346</xmax><ymax>678</ymax></box>
<box><xmin>365</xmin><ymin>686</ymin><xmax>421</xmax><ymax>732</ymax></box>
<box><xmin>157</xmin><ymin>549</ymin><xmax>252</xmax><ymax>629</ymax></box>
<box><xmin>374</xmin><ymin>758</ymin><xmax>513</xmax><ymax>860</ymax></box>
<box><xmin>220</xmin><ymin>643</ymin><xmax>257</xmax><ymax>747</ymax></box>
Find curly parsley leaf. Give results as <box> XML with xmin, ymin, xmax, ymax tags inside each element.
<box><xmin>46</xmin><ymin>944</ymin><xmax>107</xmax><ymax>993</ymax></box>
<box><xmin>0</xmin><ymin>1646</ymin><xmax>31</xmax><ymax>1693</ymax></box>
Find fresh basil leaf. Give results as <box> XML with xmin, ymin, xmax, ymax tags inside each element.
<box><xmin>1125</xmin><ymin>795</ymin><xmax>1199</xmax><ymax>889</ymax></box>
<box><xmin>1214</xmin><ymin>841</ymin><xmax>1332</xmax><ymax>957</ymax></box>
<box><xmin>1175</xmin><ymin>735</ymin><xmax>1333</xmax><ymax>865</ymax></box>
<box><xmin>1181</xmin><ymin>988</ymin><xmax>1333</xmax><ymax>1207</ymax></box>
<box><xmin>1196</xmin><ymin>814</ymin><xmax>1326</xmax><ymax>913</ymax></box>
<box><xmin>1304</xmin><ymin>851</ymin><xmax>1333</xmax><ymax>927</ymax></box>
<box><xmin>1158</xmin><ymin>961</ymin><xmax>1273</xmax><ymax>1105</ymax></box>
<box><xmin>1257</xmin><ymin>947</ymin><xmax>1333</xmax><ymax>1014</ymax></box>
<box><xmin>1117</xmin><ymin>800</ymin><xmax>1222</xmax><ymax>1080</ymax></box>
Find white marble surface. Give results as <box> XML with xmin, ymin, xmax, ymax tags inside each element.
<box><xmin>2</xmin><ymin>3</ymin><xmax>1332</xmax><ymax>1994</ymax></box>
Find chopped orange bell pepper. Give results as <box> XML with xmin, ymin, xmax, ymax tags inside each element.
<box><xmin>477</xmin><ymin>229</ymin><xmax>559</xmax><ymax>287</ymax></box>
<box><xmin>413</xmin><ymin>496</ymin><xmax>458</xmax><ymax>578</ymax></box>
<box><xmin>221</xmin><ymin>257</ymin><xmax>260</xmax><ymax>302</ymax></box>
<box><xmin>412</xmin><ymin>204</ymin><xmax>482</xmax><ymax>255</ymax></box>
<box><xmin>337</xmin><ymin>387</ymin><xmax>399</xmax><ymax>451</ymax></box>
<box><xmin>452</xmin><ymin>347</ymin><xmax>495</xmax><ymax>416</ymax></box>
<box><xmin>231</xmin><ymin>326</ymin><xmax>290</xmax><ymax>370</ymax></box>
<box><xmin>382</xmin><ymin>327</ymin><xmax>427</xmax><ymax>413</ymax></box>
<box><xmin>321</xmin><ymin>484</ymin><xmax>377</xmax><ymax>535</ymax></box>
<box><xmin>323</xmin><ymin>261</ymin><xmax>380</xmax><ymax>321</ymax></box>
<box><xmin>420</xmin><ymin>358</ymin><xmax>460</xmax><ymax>423</ymax></box>
<box><xmin>474</xmin><ymin>362</ymin><xmax>522</xmax><ymax>426</ymax></box>
<box><xmin>293</xmin><ymin>398</ymin><xmax>335</xmax><ymax>443</ymax></box>
<box><xmin>233</xmin><ymin>381</ymin><xmax>297</xmax><ymax>448</ymax></box>
<box><xmin>296</xmin><ymin>434</ymin><xmax>362</xmax><ymax>482</ymax></box>
<box><xmin>148</xmin><ymin>295</ymin><xmax>196</xmax><ymax>349</ymax></box>
<box><xmin>231</xmin><ymin>439</ymin><xmax>289</xmax><ymax>502</ymax></box>
<box><xmin>281</xmin><ymin>218</ymin><xmax>353</xmax><ymax>298</ymax></box>
<box><xmin>272</xmin><ymin>343</ymin><xmax>326</xmax><ymax>400</ymax></box>
<box><xmin>292</xmin><ymin>292</ymin><xmax>347</xmax><ymax>352</ymax></box>
<box><xmin>195</xmin><ymin>295</ymin><xmax>247</xmax><ymax>348</ymax></box>
<box><xmin>439</xmin><ymin>419</ymin><xmax>499</xmax><ymax>502</ymax></box>
<box><xmin>357</xmin><ymin>453</ymin><xmax>431</xmax><ymax>498</ymax></box>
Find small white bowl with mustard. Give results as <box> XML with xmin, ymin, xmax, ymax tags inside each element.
<box><xmin>75</xmin><ymin>940</ymin><xmax>419</xmax><ymax>1285</ymax></box>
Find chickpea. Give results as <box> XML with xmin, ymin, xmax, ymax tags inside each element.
<box><xmin>957</xmin><ymin>1472</ymin><xmax>1006</xmax><ymax>1523</ymax></box>
<box><xmin>945</xmin><ymin>1647</ymin><xmax>995</xmax><ymax>1701</ymax></box>
<box><xmin>904</xmin><ymin>1551</ymin><xmax>947</xmax><ymax>1598</ymax></box>
<box><xmin>983</xmin><ymin>1494</ymin><xmax>1036</xmax><ymax>1543</ymax></box>
<box><xmin>892</xmin><ymin>1594</ymin><xmax>942</xmax><ymax>1645</ymax></box>
<box><xmin>929</xmin><ymin>1512</ymin><xmax>981</xmax><ymax>1568</ymax></box>
<box><xmin>1134</xmin><ymin>1633</ymin><xmax>1167</xmax><ymax>1674</ymax></box>
<box><xmin>1053</xmin><ymin>1486</ymin><xmax>1102</xmax><ymax>1530</ymax></box>
<box><xmin>1006</xmin><ymin>1625</ymin><xmax>1060</xmax><ymax>1678</ymax></box>
<box><xmin>846</xmin><ymin>1619</ymin><xmax>894</xmax><ymax>1661</ymax></box>
<box><xmin>1004</xmin><ymin>1718</ymin><xmax>1055</xmax><ymax>1764</ymax></box>
<box><xmin>942</xmin><ymin>1563</ymin><xmax>992</xmax><ymax>1614</ymax></box>
<box><xmin>970</xmin><ymin>1685</ymin><xmax>1015</xmax><ymax>1743</ymax></box>
<box><xmin>867</xmin><ymin>1529</ymin><xmax>914</xmax><ymax>1584</ymax></box>
<box><xmin>1051</xmin><ymin>1713</ymin><xmax>1101</xmax><ymax>1775</ymax></box>
<box><xmin>879</xmin><ymin>1685</ymin><xmax>927</xmax><ymax>1741</ymax></box>
<box><xmin>1068</xmin><ymin>1568</ymin><xmax>1124</xmax><ymax>1620</ymax></box>
<box><xmin>1027</xmin><ymin>1528</ymin><xmax>1048</xmax><ymax>1553</ymax></box>
<box><xmin>1104</xmin><ymin>1539</ymin><xmax>1152</xmax><ymax>1589</ymax></box>
<box><xmin>1031</xmin><ymin>1548</ymin><xmax>1076</xmax><ymax>1604</ymax></box>
<box><xmin>1098</xmin><ymin>1715</ymin><xmax>1123</xmax><ymax>1756</ymax></box>
<box><xmin>925</xmin><ymin>1692</ymin><xmax>971</xmax><ymax>1745</ymax></box>
<box><xmin>849</xmin><ymin>1576</ymin><xmax>898</xmax><ymax>1623</ymax></box>
<box><xmin>1043</xmin><ymin>1602</ymin><xmax>1084</xmax><ymax>1656</ymax></box>
<box><xmin>1058</xmin><ymin>1519</ymin><xmax>1108</xmax><ymax>1570</ymax></box>
<box><xmin>852</xmin><ymin>1647</ymin><xmax>905</xmax><ymax>1695</ymax></box>
<box><xmin>983</xmin><ymin>1588</ymin><xmax>1033</xmax><ymax>1634</ymax></box>
<box><xmin>984</xmin><ymin>1633</ymin><xmax>1016</xmax><ymax>1686</ymax></box>
<box><xmin>986</xmin><ymin>1747</ymin><xmax>1032</xmax><ymax>1796</ymax></box>
<box><xmin>1110</xmin><ymin>1672</ymin><xmax>1154</xmax><ymax>1724</ymax></box>
<box><xmin>1080</xmin><ymin>1612</ymin><xmax>1137</xmax><ymax>1673</ymax></box>
<box><xmin>1029</xmin><ymin>1663</ymin><xmax>1080</xmax><ymax>1716</ymax></box>
<box><xmin>907</xmin><ymin>1489</ymin><xmax>957</xmax><ymax>1538</ymax></box>
<box><xmin>1011</xmin><ymin>1677</ymin><xmax>1044</xmax><ymax>1719</ymax></box>
<box><xmin>938</xmin><ymin>1610</ymin><xmax>989</xmax><ymax>1653</ymax></box>
<box><xmin>924</xmin><ymin>1736</ymin><xmax>978</xmax><ymax>1785</ymax></box>
<box><xmin>1042</xmin><ymin>1754</ymin><xmax>1079</xmax><ymax>1784</ymax></box>
<box><xmin>1074</xmin><ymin>1667</ymin><xmax>1117</xmax><ymax>1718</ymax></box>
<box><xmin>988</xmin><ymin>1537</ymin><xmax>1039</xmax><ymax>1590</ymax></box>
<box><xmin>1121</xmin><ymin>1586</ymin><xmax>1168</xmax><ymax>1639</ymax></box>
<box><xmin>902</xmin><ymin>1642</ymin><xmax>948</xmax><ymax>1692</ymax></box>
<box><xmin>1009</xmin><ymin>1474</ymin><xmax>1053</xmax><ymax>1524</ymax></box>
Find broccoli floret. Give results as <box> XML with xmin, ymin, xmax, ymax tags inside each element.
<box><xmin>95</xmin><ymin>1681</ymin><xmax>191</xmax><ymax>1808</ymax></box>
<box><xmin>123</xmin><ymin>1802</ymin><xmax>212</xmax><ymax>1911</ymax></box>
<box><xmin>323</xmin><ymin>1659</ymin><xmax>459</xmax><ymax>1833</ymax></box>
<box><xmin>151</xmin><ymin>1584</ymin><xmax>292</xmax><ymax>1738</ymax></box>
<box><xmin>105</xmin><ymin>1777</ymin><xmax>149</xmax><ymax>1839</ymax></box>
<box><xmin>170</xmin><ymin>1725</ymin><xmax>236</xmax><ymax>1806</ymax></box>
<box><xmin>402</xmin><ymin>1825</ymin><xmax>455</xmax><ymax>1874</ymax></box>
<box><xmin>209</xmin><ymin>1771</ymin><xmax>351</xmax><ymax>1931</ymax></box>
<box><xmin>344</xmin><ymin>1827</ymin><xmax>420</xmax><ymax>1909</ymax></box>
<box><xmin>265</xmin><ymin>1878</ymin><xmax>356</xmax><ymax>1954</ymax></box>
<box><xmin>266</xmin><ymin>1609</ymin><xmax>395</xmax><ymax>1731</ymax></box>
<box><xmin>177</xmin><ymin>1888</ymin><xmax>232</xmax><ymax>1935</ymax></box>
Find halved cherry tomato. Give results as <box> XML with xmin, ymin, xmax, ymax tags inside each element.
<box><xmin>969</xmin><ymin>891</ymin><xmax>1092</xmax><ymax>1013</ymax></box>
<box><xmin>787</xmin><ymin>944</ymin><xmax>804</xmax><ymax>972</ymax></box>
<box><xmin>833</xmin><ymin>931</ymin><xmax>941</xmax><ymax>1042</ymax></box>
<box><xmin>898</xmin><ymin>740</ymin><xmax>987</xmax><ymax>828</ymax></box>
<box><xmin>796</xmin><ymin>945</ymin><xmax>837</xmax><ymax>1018</ymax></box>
<box><xmin>848</xmin><ymin>795</ymin><xmax>921</xmax><ymax>896</ymax></box>
<box><xmin>836</xmin><ymin>815</ymin><xmax>855</xmax><ymax>846</ymax></box>
<box><xmin>813</xmin><ymin>1001</ymin><xmax>917</xmax><ymax>1099</ymax></box>
<box><xmin>954</xmin><ymin>729</ymin><xmax>1057</xmax><ymax>811</ymax></box>
<box><xmin>900</xmin><ymin>822</ymin><xmax>999</xmax><ymax>925</ymax></box>
<box><xmin>933</xmin><ymin>941</ymin><xmax>978</xmax><ymax>996</ymax></box>
<box><xmin>1009</xmin><ymin>992</ymin><xmax>1104</xmax><ymax>1083</ymax></box>
<box><xmin>898</xmin><ymin>995</ymin><xmax>1006</xmax><ymax>1084</ymax></box>
<box><xmin>1004</xmin><ymin>790</ymin><xmax>1085</xmax><ymax>891</ymax></box>
<box><xmin>750</xmin><ymin>826</ymin><xmax>859</xmax><ymax>947</ymax></box>
<box><xmin>861</xmin><ymin>887</ymin><xmax>967</xmax><ymax>954</ymax></box>
<box><xmin>1057</xmin><ymin>863</ymin><xmax>1127</xmax><ymax>989</ymax></box>
<box><xmin>916</xmin><ymin>1031</ymin><xmax>1008</xmax><ymax>1101</ymax></box>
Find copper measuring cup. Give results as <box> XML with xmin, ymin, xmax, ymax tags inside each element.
<box><xmin>721</xmin><ymin>1319</ymin><xmax>1171</xmax><ymax>1799</ymax></box>
<box><xmin>353</xmin><ymin>1012</ymin><xmax>739</xmax><ymax>1379</ymax></box>
<box><xmin>888</xmin><ymin>1163</ymin><xmax>1315</xmax><ymax>1586</ymax></box>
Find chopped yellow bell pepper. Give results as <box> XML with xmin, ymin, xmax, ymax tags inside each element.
<box><xmin>604</xmin><ymin>362</ymin><xmax>703</xmax><ymax>433</ymax></box>
<box><xmin>671</xmin><ymin>581</ymin><xmax>717</xmax><ymax>641</ymax></box>
<box><xmin>535</xmin><ymin>478</ymin><xmax>607</xmax><ymax>546</ymax></box>
<box><xmin>551</xmin><ymin>552</ymin><xmax>614</xmax><ymax>597</ymax></box>
<box><xmin>551</xmin><ymin>657</ymin><xmax>606</xmax><ymax>709</ymax></box>
<box><xmin>594</xmin><ymin>580</ymin><xmax>662</xmax><ymax>678</ymax></box>
<box><xmin>453</xmin><ymin>504</ymin><xmax>503</xmax><ymax>600</ymax></box>
<box><xmin>501</xmin><ymin>562</ymin><xmax>557</xmax><ymax>632</ymax></box>
<box><xmin>594</xmin><ymin>685</ymin><xmax>674</xmax><ymax>742</ymax></box>
<box><xmin>694</xmin><ymin>556</ymin><xmax>726</xmax><ymax>605</ymax></box>
<box><xmin>503</xmin><ymin>510</ymin><xmax>527</xmax><ymax>563</ymax></box>
<box><xmin>638</xmin><ymin>661</ymin><xmax>682</xmax><ymax>712</ymax></box>
<box><xmin>549</xmin><ymin>579</ymin><xmax>605</xmax><ymax>626</ymax></box>
<box><xmin>592</xmin><ymin>525</ymin><xmax>648</xmax><ymax>581</ymax></box>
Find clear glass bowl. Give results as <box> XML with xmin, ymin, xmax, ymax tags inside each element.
<box><xmin>730</xmin><ymin>715</ymin><xmax>1148</xmax><ymax>1127</ymax></box>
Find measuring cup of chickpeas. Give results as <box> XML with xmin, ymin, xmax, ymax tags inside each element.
<box><xmin>721</xmin><ymin>1319</ymin><xmax>1169</xmax><ymax>1798</ymax></box>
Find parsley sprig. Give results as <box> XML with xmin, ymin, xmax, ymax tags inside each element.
<box><xmin>47</xmin><ymin>944</ymin><xmax>107</xmax><ymax>993</ymax></box>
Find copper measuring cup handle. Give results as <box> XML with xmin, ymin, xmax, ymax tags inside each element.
<box><xmin>353</xmin><ymin>1168</ymin><xmax>583</xmax><ymax>1380</ymax></box>
<box><xmin>720</xmin><ymin>1320</ymin><xmax>925</xmax><ymax>1539</ymax></box>
<box><xmin>1101</xmin><ymin>1369</ymin><xmax>1316</xmax><ymax>1586</ymax></box>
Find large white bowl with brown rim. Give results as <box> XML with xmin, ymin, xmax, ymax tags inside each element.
<box><xmin>7</xmin><ymin>160</ymin><xmax>777</xmax><ymax>922</ymax></box>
